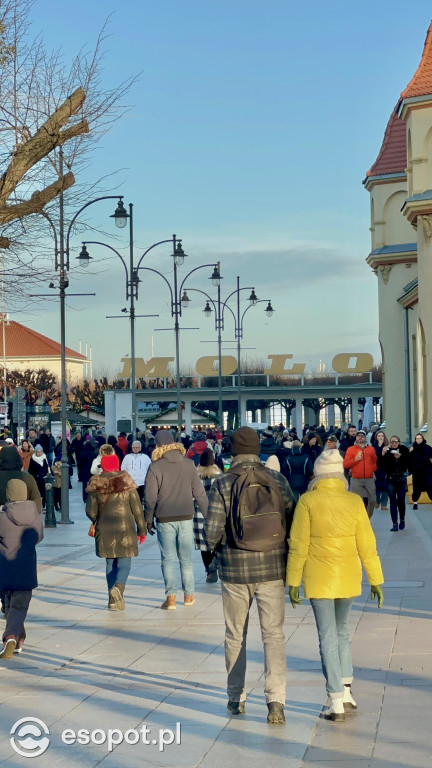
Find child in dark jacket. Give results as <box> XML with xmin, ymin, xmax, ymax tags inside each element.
<box><xmin>0</xmin><ymin>479</ymin><xmax>43</xmax><ymax>658</ymax></box>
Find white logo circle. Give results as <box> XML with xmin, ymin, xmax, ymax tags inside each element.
<box><xmin>10</xmin><ymin>717</ymin><xmax>50</xmax><ymax>758</ymax></box>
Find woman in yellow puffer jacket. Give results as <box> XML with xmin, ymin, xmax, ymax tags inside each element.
<box><xmin>286</xmin><ymin>450</ymin><xmax>384</xmax><ymax>722</ymax></box>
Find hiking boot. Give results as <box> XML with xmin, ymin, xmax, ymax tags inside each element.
<box><xmin>267</xmin><ymin>701</ymin><xmax>286</xmax><ymax>724</ymax></box>
<box><xmin>412</xmin><ymin>503</ymin><xmax>418</xmax><ymax>510</ymax></box>
<box><xmin>206</xmin><ymin>569</ymin><xmax>218</xmax><ymax>583</ymax></box>
<box><xmin>0</xmin><ymin>636</ymin><xmax>16</xmax><ymax>659</ymax></box>
<box><xmin>323</xmin><ymin>697</ymin><xmax>345</xmax><ymax>722</ymax></box>
<box><xmin>108</xmin><ymin>584</ymin><xmax>125</xmax><ymax>611</ymax></box>
<box><xmin>227</xmin><ymin>700</ymin><xmax>245</xmax><ymax>715</ymax></box>
<box><xmin>343</xmin><ymin>685</ymin><xmax>357</xmax><ymax>711</ymax></box>
<box><xmin>184</xmin><ymin>594</ymin><xmax>196</xmax><ymax>606</ymax></box>
<box><xmin>390</xmin><ymin>524</ymin><xmax>398</xmax><ymax>532</ymax></box>
<box><xmin>399</xmin><ymin>520</ymin><xmax>406</xmax><ymax>530</ymax></box>
<box><xmin>161</xmin><ymin>595</ymin><xmax>176</xmax><ymax>610</ymax></box>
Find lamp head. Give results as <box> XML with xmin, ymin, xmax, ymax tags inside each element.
<box><xmin>174</xmin><ymin>241</ymin><xmax>187</xmax><ymax>266</ymax></box>
<box><xmin>181</xmin><ymin>290</ymin><xmax>190</xmax><ymax>308</ymax></box>
<box><xmin>77</xmin><ymin>244</ymin><xmax>91</xmax><ymax>268</ymax></box>
<box><xmin>249</xmin><ymin>288</ymin><xmax>258</xmax><ymax>306</ymax></box>
<box><xmin>210</xmin><ymin>263</ymin><xmax>222</xmax><ymax>287</ymax></box>
<box><xmin>203</xmin><ymin>301</ymin><xmax>212</xmax><ymax>318</ymax></box>
<box><xmin>265</xmin><ymin>301</ymin><xmax>274</xmax><ymax>317</ymax></box>
<box><xmin>110</xmin><ymin>198</ymin><xmax>129</xmax><ymax>229</ymax></box>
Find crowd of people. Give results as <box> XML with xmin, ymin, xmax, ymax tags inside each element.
<box><xmin>0</xmin><ymin>417</ymin><xmax>429</xmax><ymax>725</ymax></box>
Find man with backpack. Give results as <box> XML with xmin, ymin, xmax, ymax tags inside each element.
<box><xmin>204</xmin><ymin>426</ymin><xmax>294</xmax><ymax>725</ymax></box>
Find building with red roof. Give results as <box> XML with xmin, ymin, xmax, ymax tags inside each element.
<box><xmin>0</xmin><ymin>318</ymin><xmax>88</xmax><ymax>384</ymax></box>
<box><xmin>364</xmin><ymin>20</ymin><xmax>432</xmax><ymax>442</ymax></box>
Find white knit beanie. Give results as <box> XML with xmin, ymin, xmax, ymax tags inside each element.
<box><xmin>265</xmin><ymin>454</ymin><xmax>280</xmax><ymax>472</ymax></box>
<box><xmin>309</xmin><ymin>450</ymin><xmax>348</xmax><ymax>490</ymax></box>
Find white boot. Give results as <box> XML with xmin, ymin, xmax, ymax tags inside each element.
<box><xmin>323</xmin><ymin>696</ymin><xmax>345</xmax><ymax>722</ymax></box>
<box><xmin>343</xmin><ymin>684</ymin><xmax>357</xmax><ymax>711</ymax></box>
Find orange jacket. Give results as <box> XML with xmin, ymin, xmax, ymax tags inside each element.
<box><xmin>343</xmin><ymin>445</ymin><xmax>377</xmax><ymax>478</ymax></box>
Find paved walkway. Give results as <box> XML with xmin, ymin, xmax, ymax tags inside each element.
<box><xmin>1</xmin><ymin>482</ymin><xmax>431</xmax><ymax>768</ymax></box>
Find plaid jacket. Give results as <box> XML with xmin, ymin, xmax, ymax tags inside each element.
<box><xmin>203</xmin><ymin>455</ymin><xmax>294</xmax><ymax>584</ymax></box>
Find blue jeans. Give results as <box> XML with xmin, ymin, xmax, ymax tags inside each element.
<box><xmin>376</xmin><ymin>490</ymin><xmax>388</xmax><ymax>507</ymax></box>
<box><xmin>156</xmin><ymin>519</ymin><xmax>194</xmax><ymax>596</ymax></box>
<box><xmin>310</xmin><ymin>598</ymin><xmax>354</xmax><ymax>695</ymax></box>
<box><xmin>106</xmin><ymin>558</ymin><xmax>131</xmax><ymax>590</ymax></box>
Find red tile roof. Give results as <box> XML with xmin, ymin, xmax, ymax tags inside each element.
<box><xmin>0</xmin><ymin>321</ymin><xmax>86</xmax><ymax>360</ymax></box>
<box><xmin>366</xmin><ymin>21</ymin><xmax>432</xmax><ymax>180</ymax></box>
<box><xmin>366</xmin><ymin>107</ymin><xmax>407</xmax><ymax>178</ymax></box>
<box><xmin>401</xmin><ymin>21</ymin><xmax>432</xmax><ymax>99</ymax></box>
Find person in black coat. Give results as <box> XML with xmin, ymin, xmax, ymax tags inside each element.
<box><xmin>409</xmin><ymin>433</ymin><xmax>432</xmax><ymax>509</ymax></box>
<box><xmin>259</xmin><ymin>429</ymin><xmax>279</xmax><ymax>459</ymax></box>
<box><xmin>0</xmin><ymin>479</ymin><xmax>43</xmax><ymax>658</ymax></box>
<box><xmin>339</xmin><ymin>424</ymin><xmax>357</xmax><ymax>457</ymax></box>
<box><xmin>378</xmin><ymin>436</ymin><xmax>411</xmax><ymax>531</ymax></box>
<box><xmin>78</xmin><ymin>441</ymin><xmax>98</xmax><ymax>502</ymax></box>
<box><xmin>301</xmin><ymin>433</ymin><xmax>322</xmax><ymax>465</ymax></box>
<box><xmin>28</xmin><ymin>446</ymin><xmax>49</xmax><ymax>509</ymax></box>
<box><xmin>280</xmin><ymin>441</ymin><xmax>314</xmax><ymax>502</ymax></box>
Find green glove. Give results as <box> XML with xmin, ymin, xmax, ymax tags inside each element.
<box><xmin>370</xmin><ymin>584</ymin><xmax>384</xmax><ymax>608</ymax></box>
<box><xmin>288</xmin><ymin>586</ymin><xmax>302</xmax><ymax>608</ymax></box>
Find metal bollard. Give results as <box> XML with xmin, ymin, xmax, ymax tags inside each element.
<box><xmin>44</xmin><ymin>471</ymin><xmax>57</xmax><ymax>528</ymax></box>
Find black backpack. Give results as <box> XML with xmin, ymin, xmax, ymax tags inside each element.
<box><xmin>227</xmin><ymin>465</ymin><xmax>286</xmax><ymax>552</ymax></box>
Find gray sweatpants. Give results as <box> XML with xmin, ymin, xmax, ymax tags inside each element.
<box><xmin>351</xmin><ymin>477</ymin><xmax>376</xmax><ymax>518</ymax></box>
<box><xmin>221</xmin><ymin>579</ymin><xmax>286</xmax><ymax>704</ymax></box>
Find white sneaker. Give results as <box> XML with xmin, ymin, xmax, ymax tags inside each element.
<box><xmin>323</xmin><ymin>697</ymin><xmax>345</xmax><ymax>722</ymax></box>
<box><xmin>343</xmin><ymin>686</ymin><xmax>357</xmax><ymax>711</ymax></box>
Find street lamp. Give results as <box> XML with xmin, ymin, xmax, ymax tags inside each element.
<box><xmin>194</xmin><ymin>276</ymin><xmax>274</xmax><ymax>428</ymax></box>
<box><xmin>35</xmin><ymin>154</ymin><xmax>125</xmax><ymax>524</ymax></box>
<box><xmin>78</xmin><ymin>227</ymin><xmax>160</xmax><ymax>436</ymax></box>
<box><xmin>135</xmin><ymin>239</ymin><xmax>221</xmax><ymax>432</ymax></box>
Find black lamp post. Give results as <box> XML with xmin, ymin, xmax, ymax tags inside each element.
<box><xmin>36</xmin><ymin>155</ymin><xmax>125</xmax><ymax>523</ymax></box>
<box><xmin>135</xmin><ymin>242</ymin><xmax>221</xmax><ymax>431</ymax></box>
<box><xmin>196</xmin><ymin>276</ymin><xmax>274</xmax><ymax>427</ymax></box>
<box><xmin>78</xmin><ymin>202</ymin><xmax>166</xmax><ymax>437</ymax></box>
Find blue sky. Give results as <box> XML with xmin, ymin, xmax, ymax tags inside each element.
<box><xmin>16</xmin><ymin>1</ymin><xmax>432</xmax><ymax>376</ymax></box>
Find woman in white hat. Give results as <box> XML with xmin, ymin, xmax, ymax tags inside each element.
<box><xmin>286</xmin><ymin>449</ymin><xmax>384</xmax><ymax>722</ymax></box>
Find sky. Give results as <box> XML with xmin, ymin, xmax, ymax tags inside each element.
<box><xmin>12</xmin><ymin>1</ymin><xmax>432</xmax><ymax>379</ymax></box>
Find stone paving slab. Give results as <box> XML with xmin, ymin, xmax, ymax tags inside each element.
<box><xmin>0</xmin><ymin>483</ymin><xmax>431</xmax><ymax>767</ymax></box>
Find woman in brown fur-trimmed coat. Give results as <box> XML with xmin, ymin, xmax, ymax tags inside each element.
<box><xmin>86</xmin><ymin>453</ymin><xmax>146</xmax><ymax>610</ymax></box>
<box><xmin>194</xmin><ymin>449</ymin><xmax>222</xmax><ymax>583</ymax></box>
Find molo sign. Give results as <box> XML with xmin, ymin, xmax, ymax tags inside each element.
<box><xmin>117</xmin><ymin>353</ymin><xmax>374</xmax><ymax>379</ymax></box>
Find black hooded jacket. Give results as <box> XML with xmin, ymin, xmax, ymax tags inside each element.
<box><xmin>0</xmin><ymin>447</ymin><xmax>42</xmax><ymax>513</ymax></box>
<box><xmin>410</xmin><ymin>438</ymin><xmax>432</xmax><ymax>481</ymax></box>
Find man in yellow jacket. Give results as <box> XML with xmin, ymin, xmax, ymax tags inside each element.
<box><xmin>286</xmin><ymin>450</ymin><xmax>384</xmax><ymax>721</ymax></box>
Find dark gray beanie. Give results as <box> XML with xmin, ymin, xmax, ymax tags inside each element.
<box><xmin>155</xmin><ymin>430</ymin><xmax>174</xmax><ymax>447</ymax></box>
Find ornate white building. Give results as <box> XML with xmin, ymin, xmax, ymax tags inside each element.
<box><xmin>364</xmin><ymin>21</ymin><xmax>432</xmax><ymax>441</ymax></box>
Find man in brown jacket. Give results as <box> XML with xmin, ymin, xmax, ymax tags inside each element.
<box><xmin>144</xmin><ymin>430</ymin><xmax>208</xmax><ymax>610</ymax></box>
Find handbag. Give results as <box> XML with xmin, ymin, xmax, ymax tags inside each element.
<box><xmin>88</xmin><ymin>493</ymin><xmax>110</xmax><ymax>538</ymax></box>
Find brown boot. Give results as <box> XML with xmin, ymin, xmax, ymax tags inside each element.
<box><xmin>184</xmin><ymin>594</ymin><xmax>196</xmax><ymax>606</ymax></box>
<box><xmin>161</xmin><ymin>595</ymin><xmax>176</xmax><ymax>610</ymax></box>
<box><xmin>108</xmin><ymin>584</ymin><xmax>125</xmax><ymax>611</ymax></box>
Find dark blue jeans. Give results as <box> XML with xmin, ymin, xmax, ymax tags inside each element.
<box><xmin>387</xmin><ymin>479</ymin><xmax>407</xmax><ymax>525</ymax></box>
<box><xmin>105</xmin><ymin>558</ymin><xmax>131</xmax><ymax>590</ymax></box>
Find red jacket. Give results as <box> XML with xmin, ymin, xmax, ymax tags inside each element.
<box><xmin>116</xmin><ymin>436</ymin><xmax>129</xmax><ymax>456</ymax></box>
<box><xmin>343</xmin><ymin>445</ymin><xmax>377</xmax><ymax>478</ymax></box>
